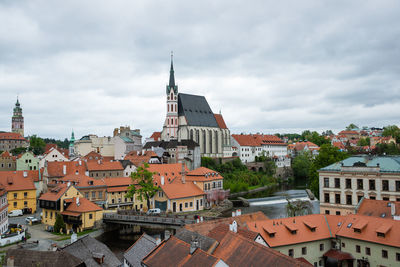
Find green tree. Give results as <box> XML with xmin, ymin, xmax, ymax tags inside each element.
<box><xmin>286</xmin><ymin>198</ymin><xmax>313</xmax><ymax>217</ymax></box>
<box><xmin>357</xmin><ymin>137</ymin><xmax>370</xmax><ymax>146</ymax></box>
<box><xmin>346</xmin><ymin>123</ymin><xmax>359</xmax><ymax>130</ymax></box>
<box><xmin>10</xmin><ymin>147</ymin><xmax>27</xmax><ymax>155</ymax></box>
<box><xmin>292</xmin><ymin>153</ymin><xmax>312</xmax><ymax>182</ymax></box>
<box><xmin>382</xmin><ymin>125</ymin><xmax>400</xmax><ymax>143</ymax></box>
<box><xmin>54</xmin><ymin>213</ymin><xmax>66</xmax><ymax>233</ymax></box>
<box><xmin>263</xmin><ymin>158</ymin><xmax>277</xmax><ymax>176</ymax></box>
<box><xmin>29</xmin><ymin>135</ymin><xmax>46</xmax><ymax>155</ymax></box>
<box><xmin>126</xmin><ymin>163</ymin><xmax>159</xmax><ymax>210</ymax></box>
<box><xmin>309</xmin><ymin>144</ymin><xmax>348</xmax><ymax>197</ymax></box>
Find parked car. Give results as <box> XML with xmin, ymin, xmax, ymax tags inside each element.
<box><xmin>25</xmin><ymin>216</ymin><xmax>39</xmax><ymax>223</ymax></box>
<box><xmin>8</xmin><ymin>210</ymin><xmax>23</xmax><ymax>217</ymax></box>
<box><xmin>146</xmin><ymin>208</ymin><xmax>161</xmax><ymax>215</ymax></box>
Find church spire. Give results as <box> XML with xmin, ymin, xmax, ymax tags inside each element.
<box><xmin>169</xmin><ymin>51</ymin><xmax>175</xmax><ymax>88</ymax></box>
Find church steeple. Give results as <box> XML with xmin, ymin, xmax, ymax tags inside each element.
<box><xmin>166</xmin><ymin>51</ymin><xmax>178</xmax><ymax>95</ymax></box>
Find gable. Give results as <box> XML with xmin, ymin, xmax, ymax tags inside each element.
<box><xmin>178</xmin><ymin>93</ymin><xmax>219</xmax><ymax>127</ymax></box>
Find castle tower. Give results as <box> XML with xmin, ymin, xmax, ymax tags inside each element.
<box><xmin>163</xmin><ymin>53</ymin><xmax>179</xmax><ymax>140</ymax></box>
<box><xmin>11</xmin><ymin>97</ymin><xmax>24</xmax><ymax>137</ymax></box>
<box><xmin>69</xmin><ymin>130</ymin><xmax>75</xmax><ymax>156</ymax></box>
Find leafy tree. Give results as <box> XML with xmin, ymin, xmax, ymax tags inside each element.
<box><xmin>126</xmin><ymin>163</ymin><xmax>159</xmax><ymax>210</ymax></box>
<box><xmin>309</xmin><ymin>144</ymin><xmax>348</xmax><ymax>197</ymax></box>
<box><xmin>357</xmin><ymin>137</ymin><xmax>370</xmax><ymax>146</ymax></box>
<box><xmin>54</xmin><ymin>213</ymin><xmax>66</xmax><ymax>233</ymax></box>
<box><xmin>382</xmin><ymin>125</ymin><xmax>400</xmax><ymax>143</ymax></box>
<box><xmin>300</xmin><ymin>131</ymin><xmax>330</xmax><ymax>146</ymax></box>
<box><xmin>286</xmin><ymin>198</ymin><xmax>313</xmax><ymax>217</ymax></box>
<box><xmin>263</xmin><ymin>158</ymin><xmax>276</xmax><ymax>177</ymax></box>
<box><xmin>10</xmin><ymin>147</ymin><xmax>27</xmax><ymax>155</ymax></box>
<box><xmin>322</xmin><ymin>130</ymin><xmax>334</xmax><ymax>136</ymax></box>
<box><xmin>346</xmin><ymin>123</ymin><xmax>359</xmax><ymax>130</ymax></box>
<box><xmin>292</xmin><ymin>153</ymin><xmax>312</xmax><ymax>182</ymax></box>
<box><xmin>29</xmin><ymin>135</ymin><xmax>46</xmax><ymax>155</ymax></box>
<box><xmin>373</xmin><ymin>143</ymin><xmax>400</xmax><ymax>155</ymax></box>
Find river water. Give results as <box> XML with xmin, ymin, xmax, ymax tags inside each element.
<box><xmin>97</xmin><ymin>189</ymin><xmax>320</xmax><ymax>260</ymax></box>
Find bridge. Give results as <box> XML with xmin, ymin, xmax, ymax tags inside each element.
<box><xmin>102</xmin><ymin>212</ymin><xmax>197</xmax><ymax>229</ymax></box>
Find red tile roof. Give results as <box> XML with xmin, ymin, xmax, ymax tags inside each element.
<box><xmin>86</xmin><ymin>161</ymin><xmax>123</xmax><ymax>171</ymax></box>
<box><xmin>0</xmin><ymin>132</ymin><xmax>26</xmax><ymax>141</ymax></box>
<box><xmin>294</xmin><ymin>141</ymin><xmax>319</xmax><ymax>152</ymax></box>
<box><xmin>207</xmin><ymin>223</ymin><xmax>259</xmax><ymax>242</ymax></box>
<box><xmin>0</xmin><ymin>171</ymin><xmax>37</xmax><ymax>192</ymax></box>
<box><xmin>39</xmin><ymin>184</ymin><xmax>69</xmax><ymax>201</ymax></box>
<box><xmin>161</xmin><ymin>181</ymin><xmax>205</xmax><ymax>200</ymax></box>
<box><xmin>57</xmin><ymin>174</ymin><xmax>106</xmax><ymax>188</ymax></box>
<box><xmin>103</xmin><ymin>177</ymin><xmax>132</xmax><ymax>187</ymax></box>
<box><xmin>147</xmin><ymin>163</ymin><xmax>189</xmax><ymax>185</ymax></box>
<box><xmin>63</xmin><ymin>197</ymin><xmax>102</xmax><ymax>213</ymax></box>
<box><xmin>107</xmin><ymin>186</ymin><xmax>129</xmax><ymax>193</ymax></box>
<box><xmin>124</xmin><ymin>151</ymin><xmax>157</xmax><ymax>167</ymax></box>
<box><xmin>82</xmin><ymin>151</ymin><xmax>103</xmax><ymax>161</ymax></box>
<box><xmin>232</xmin><ymin>134</ymin><xmax>286</xmax><ymax>147</ymax></box>
<box><xmin>150</xmin><ymin>132</ymin><xmax>162</xmax><ymax>141</ymax></box>
<box><xmin>357</xmin><ymin>199</ymin><xmax>400</xmax><ymax>218</ymax></box>
<box><xmin>214</xmin><ymin>114</ymin><xmax>228</xmax><ymax>129</ymax></box>
<box><xmin>46</xmin><ymin>161</ymin><xmax>87</xmax><ymax>177</ymax></box>
<box><xmin>186</xmin><ymin>167</ymin><xmax>223</xmax><ymax>182</ymax></box>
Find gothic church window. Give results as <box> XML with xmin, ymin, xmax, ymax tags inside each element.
<box><xmin>209</xmin><ymin>130</ymin><xmax>213</xmax><ymax>154</ymax></box>
<box><xmin>190</xmin><ymin>130</ymin><xmax>194</xmax><ymax>140</ymax></box>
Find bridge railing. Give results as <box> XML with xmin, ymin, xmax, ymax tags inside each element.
<box><xmin>103</xmin><ymin>213</ymin><xmax>196</xmax><ymax>225</ymax></box>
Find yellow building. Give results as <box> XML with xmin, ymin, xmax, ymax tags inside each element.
<box><xmin>0</xmin><ymin>170</ymin><xmax>37</xmax><ymax>213</ymax></box>
<box><xmin>39</xmin><ymin>184</ymin><xmax>103</xmax><ymax>232</ymax></box>
<box><xmin>104</xmin><ymin>177</ymin><xmax>147</xmax><ymax>211</ymax></box>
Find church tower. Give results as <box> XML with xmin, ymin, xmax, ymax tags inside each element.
<box><xmin>69</xmin><ymin>130</ymin><xmax>75</xmax><ymax>157</ymax></box>
<box><xmin>11</xmin><ymin>97</ymin><xmax>24</xmax><ymax>137</ymax></box>
<box><xmin>163</xmin><ymin>53</ymin><xmax>179</xmax><ymax>140</ymax></box>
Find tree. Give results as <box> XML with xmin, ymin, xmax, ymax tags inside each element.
<box><xmin>357</xmin><ymin>137</ymin><xmax>370</xmax><ymax>146</ymax></box>
<box><xmin>382</xmin><ymin>125</ymin><xmax>400</xmax><ymax>143</ymax></box>
<box><xmin>286</xmin><ymin>198</ymin><xmax>313</xmax><ymax>217</ymax></box>
<box><xmin>263</xmin><ymin>158</ymin><xmax>276</xmax><ymax>177</ymax></box>
<box><xmin>346</xmin><ymin>123</ymin><xmax>359</xmax><ymax>130</ymax></box>
<box><xmin>54</xmin><ymin>213</ymin><xmax>66</xmax><ymax>233</ymax></box>
<box><xmin>10</xmin><ymin>147</ymin><xmax>27</xmax><ymax>156</ymax></box>
<box><xmin>126</xmin><ymin>163</ymin><xmax>159</xmax><ymax>210</ymax></box>
<box><xmin>309</xmin><ymin>144</ymin><xmax>348</xmax><ymax>197</ymax></box>
<box><xmin>322</xmin><ymin>130</ymin><xmax>334</xmax><ymax>136</ymax></box>
<box><xmin>292</xmin><ymin>153</ymin><xmax>312</xmax><ymax>182</ymax></box>
<box><xmin>29</xmin><ymin>135</ymin><xmax>46</xmax><ymax>155</ymax></box>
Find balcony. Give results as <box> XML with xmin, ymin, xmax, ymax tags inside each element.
<box><xmin>63</xmin><ymin>216</ymin><xmax>82</xmax><ymax>225</ymax></box>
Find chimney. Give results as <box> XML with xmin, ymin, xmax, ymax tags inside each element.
<box><xmin>181</xmin><ymin>162</ymin><xmax>185</xmax><ymax>184</ymax></box>
<box><xmin>98</xmin><ymin>160</ymin><xmax>101</xmax><ymax>165</ymax></box>
<box><xmin>76</xmin><ymin>197</ymin><xmax>80</xmax><ymax>206</ymax></box>
<box><xmin>63</xmin><ymin>165</ymin><xmax>67</xmax><ymax>175</ymax></box>
<box><xmin>391</xmin><ymin>203</ymin><xmax>396</xmax><ymax>217</ymax></box>
<box><xmin>7</xmin><ymin>256</ymin><xmax>14</xmax><ymax>267</ymax></box>
<box><xmin>164</xmin><ymin>230</ymin><xmax>171</xmax><ymax>240</ymax></box>
<box><xmin>85</xmin><ymin>171</ymin><xmax>89</xmax><ymax>176</ymax></box>
<box><xmin>67</xmin><ymin>182</ymin><xmax>71</xmax><ymax>187</ymax></box>
<box><xmin>155</xmin><ymin>238</ymin><xmax>161</xmax><ymax>246</ymax></box>
<box><xmin>161</xmin><ymin>176</ymin><xmax>165</xmax><ymax>185</ymax></box>
<box><xmin>189</xmin><ymin>237</ymin><xmax>200</xmax><ymax>254</ymax></box>
<box><xmin>229</xmin><ymin>220</ymin><xmax>237</xmax><ymax>233</ymax></box>
<box><xmin>75</xmin><ymin>170</ymin><xmax>79</xmax><ymax>175</ymax></box>
<box><xmin>79</xmin><ymin>160</ymin><xmax>82</xmax><ymax>166</ymax></box>
<box><xmin>23</xmin><ymin>171</ymin><xmax>27</xmax><ymax>178</ymax></box>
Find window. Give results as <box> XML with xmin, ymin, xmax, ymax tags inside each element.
<box><xmin>335</xmin><ymin>178</ymin><xmax>340</xmax><ymax>188</ymax></box>
<box><xmin>346</xmin><ymin>195</ymin><xmax>352</xmax><ymax>205</ymax></box>
<box><xmin>336</xmin><ymin>211</ymin><xmax>341</xmax><ymax>215</ymax></box>
<box><xmin>357</xmin><ymin>179</ymin><xmax>363</xmax><ymax>190</ymax></box>
<box><xmin>365</xmin><ymin>247</ymin><xmax>370</xmax><ymax>255</ymax></box>
<box><xmin>288</xmin><ymin>249</ymin><xmax>294</xmax><ymax>257</ymax></box>
<box><xmin>346</xmin><ymin>179</ymin><xmax>351</xmax><ymax>189</ymax></box>
<box><xmin>324</xmin><ymin>178</ymin><xmax>329</xmax><ymax>188</ymax></box>
<box><xmin>369</xmin><ymin>180</ymin><xmax>376</xmax><ymax>190</ymax></box>
<box><xmin>85</xmin><ymin>192</ymin><xmax>89</xmax><ymax>198</ymax></box>
<box><xmin>370</xmin><ymin>196</ymin><xmax>376</xmax><ymax>200</ymax></box>
<box><xmin>24</xmin><ymin>201</ymin><xmax>27</xmax><ymax>207</ymax></box>
<box><xmin>319</xmin><ymin>244</ymin><xmax>324</xmax><ymax>251</ymax></box>
<box><xmin>396</xmin><ymin>181</ymin><xmax>400</xmax><ymax>192</ymax></box>
<box><xmin>112</xmin><ymin>199</ymin><xmax>115</xmax><ymax>204</ymax></box>
<box><xmin>92</xmin><ymin>191</ymin><xmax>96</xmax><ymax>198</ymax></box>
<box><xmin>13</xmin><ymin>193</ymin><xmax>17</xmax><ymax>199</ymax></box>
<box><xmin>89</xmin><ymin>213</ymin><xmax>93</xmax><ymax>219</ymax></box>
<box><xmin>382</xmin><ymin>249</ymin><xmax>388</xmax><ymax>258</ymax></box>
<box><xmin>382</xmin><ymin>180</ymin><xmax>389</xmax><ymax>191</ymax></box>
<box><xmin>342</xmin><ymin>242</ymin><xmax>345</xmax><ymax>248</ymax></box>
<box><xmin>383</xmin><ymin>197</ymin><xmax>389</xmax><ymax>201</ymax></box>
<box><xmin>98</xmin><ymin>191</ymin><xmax>102</xmax><ymax>198</ymax></box>
<box><xmin>356</xmin><ymin>245</ymin><xmax>360</xmax><ymax>253</ymax></box>
<box><xmin>358</xmin><ymin>195</ymin><xmax>363</xmax><ymax>203</ymax></box>
<box><xmin>45</xmin><ymin>211</ymin><xmax>48</xmax><ymax>218</ymax></box>
<box><xmin>325</xmin><ymin>210</ymin><xmax>330</xmax><ymax>215</ymax></box>
<box><xmin>190</xmin><ymin>202</ymin><xmax>193</xmax><ymax>207</ymax></box>
<box><xmin>302</xmin><ymin>247</ymin><xmax>307</xmax><ymax>255</ymax></box>
<box><xmin>324</xmin><ymin>193</ymin><xmax>330</xmax><ymax>203</ymax></box>
<box><xmin>396</xmin><ymin>252</ymin><xmax>400</xmax><ymax>262</ymax></box>
<box><xmin>13</xmin><ymin>202</ymin><xmax>17</xmax><ymax>208</ymax></box>
<box><xmin>185</xmin><ymin>203</ymin><xmax>188</xmax><ymax>208</ymax></box>
<box><xmin>335</xmin><ymin>194</ymin><xmax>341</xmax><ymax>204</ymax></box>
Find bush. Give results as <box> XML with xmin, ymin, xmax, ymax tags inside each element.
<box><xmin>54</xmin><ymin>214</ymin><xmax>66</xmax><ymax>233</ymax></box>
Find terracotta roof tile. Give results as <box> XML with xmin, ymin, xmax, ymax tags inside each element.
<box><xmin>150</xmin><ymin>132</ymin><xmax>162</xmax><ymax>141</ymax></box>
<box><xmin>356</xmin><ymin>198</ymin><xmax>400</xmax><ymax>218</ymax></box>
<box><xmin>86</xmin><ymin>161</ymin><xmax>123</xmax><ymax>171</ymax></box>
<box><xmin>161</xmin><ymin>182</ymin><xmax>205</xmax><ymax>200</ymax></box>
<box><xmin>213</xmin><ymin>114</ymin><xmax>228</xmax><ymax>129</ymax></box>
<box><xmin>124</xmin><ymin>151</ymin><xmax>157</xmax><ymax>167</ymax></box>
<box><xmin>57</xmin><ymin>173</ymin><xmax>106</xmax><ymax>188</ymax></box>
<box><xmin>39</xmin><ymin>184</ymin><xmax>69</xmax><ymax>201</ymax></box>
<box><xmin>103</xmin><ymin>177</ymin><xmax>132</xmax><ymax>187</ymax></box>
<box><xmin>0</xmin><ymin>171</ymin><xmax>37</xmax><ymax>192</ymax></box>
<box><xmin>0</xmin><ymin>132</ymin><xmax>26</xmax><ymax>140</ymax></box>
<box><xmin>232</xmin><ymin>134</ymin><xmax>286</xmax><ymax>147</ymax></box>
<box><xmin>207</xmin><ymin>223</ymin><xmax>259</xmax><ymax>242</ymax></box>
<box><xmin>107</xmin><ymin>186</ymin><xmax>129</xmax><ymax>193</ymax></box>
<box><xmin>46</xmin><ymin>161</ymin><xmax>87</xmax><ymax>177</ymax></box>
<box><xmin>63</xmin><ymin>197</ymin><xmax>102</xmax><ymax>213</ymax></box>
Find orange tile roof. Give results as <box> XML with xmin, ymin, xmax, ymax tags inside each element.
<box><xmin>58</xmin><ymin>174</ymin><xmax>106</xmax><ymax>188</ymax></box>
<box><xmin>103</xmin><ymin>177</ymin><xmax>133</xmax><ymax>187</ymax></box>
<box><xmin>213</xmin><ymin>230</ymin><xmax>309</xmax><ymax>267</ymax></box>
<box><xmin>232</xmin><ymin>134</ymin><xmax>286</xmax><ymax>147</ymax></box>
<box><xmin>338</xmin><ymin>130</ymin><xmax>359</xmax><ymax>135</ymax></box>
<box><xmin>207</xmin><ymin>223</ymin><xmax>259</xmax><ymax>242</ymax></box>
<box><xmin>332</xmin><ymin>142</ymin><xmax>346</xmax><ymax>150</ymax></box>
<box><xmin>357</xmin><ymin>199</ymin><xmax>400</xmax><ymax>218</ymax></box>
<box><xmin>39</xmin><ymin>184</ymin><xmax>69</xmax><ymax>201</ymax></box>
<box><xmin>336</xmin><ymin>214</ymin><xmax>400</xmax><ymax>248</ymax></box>
<box><xmin>0</xmin><ymin>132</ymin><xmax>26</xmax><ymax>140</ymax></box>
<box><xmin>147</xmin><ymin>163</ymin><xmax>189</xmax><ymax>185</ymax></box>
<box><xmin>86</xmin><ymin>161</ymin><xmax>123</xmax><ymax>171</ymax></box>
<box><xmin>107</xmin><ymin>186</ymin><xmax>129</xmax><ymax>193</ymax></box>
<box><xmin>46</xmin><ymin>161</ymin><xmax>87</xmax><ymax>177</ymax></box>
<box><xmin>247</xmin><ymin>214</ymin><xmax>342</xmax><ymax>247</ymax></box>
<box><xmin>186</xmin><ymin>167</ymin><xmax>223</xmax><ymax>182</ymax></box>
<box><xmin>63</xmin><ymin>197</ymin><xmax>102</xmax><ymax>213</ymax></box>
<box><xmin>82</xmin><ymin>151</ymin><xmax>102</xmax><ymax>160</ymax></box>
<box><xmin>124</xmin><ymin>151</ymin><xmax>157</xmax><ymax>167</ymax></box>
<box><xmin>0</xmin><ymin>171</ymin><xmax>37</xmax><ymax>192</ymax></box>
<box><xmin>213</xmin><ymin>114</ymin><xmax>228</xmax><ymax>129</ymax></box>
<box><xmin>294</xmin><ymin>141</ymin><xmax>319</xmax><ymax>151</ymax></box>
<box><xmin>160</xmin><ymin>181</ymin><xmax>205</xmax><ymax>200</ymax></box>
<box><xmin>184</xmin><ymin>212</ymin><xmax>268</xmax><ymax>236</ymax></box>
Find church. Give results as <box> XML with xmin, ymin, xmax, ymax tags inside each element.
<box><xmin>161</xmin><ymin>56</ymin><xmax>232</xmax><ymax>158</ymax></box>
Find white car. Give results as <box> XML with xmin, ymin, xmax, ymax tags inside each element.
<box><xmin>25</xmin><ymin>216</ymin><xmax>39</xmax><ymax>223</ymax></box>
<box><xmin>146</xmin><ymin>208</ymin><xmax>161</xmax><ymax>215</ymax></box>
<box><xmin>8</xmin><ymin>210</ymin><xmax>23</xmax><ymax>217</ymax></box>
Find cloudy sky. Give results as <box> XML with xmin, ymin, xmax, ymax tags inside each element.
<box><xmin>1</xmin><ymin>0</ymin><xmax>399</xmax><ymax>140</ymax></box>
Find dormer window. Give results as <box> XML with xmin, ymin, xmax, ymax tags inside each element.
<box><xmin>377</xmin><ymin>232</ymin><xmax>385</xmax><ymax>238</ymax></box>
<box><xmin>269</xmin><ymin>233</ymin><xmax>275</xmax><ymax>238</ymax></box>
<box><xmin>291</xmin><ymin>230</ymin><xmax>297</xmax><ymax>235</ymax></box>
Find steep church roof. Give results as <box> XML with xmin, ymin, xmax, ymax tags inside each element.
<box><xmin>178</xmin><ymin>93</ymin><xmax>219</xmax><ymax>127</ymax></box>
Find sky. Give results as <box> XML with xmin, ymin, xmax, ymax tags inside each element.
<box><xmin>1</xmin><ymin>0</ymin><xmax>399</xmax><ymax>140</ymax></box>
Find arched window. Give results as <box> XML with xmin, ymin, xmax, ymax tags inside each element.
<box><xmin>175</xmin><ymin>118</ymin><xmax>178</xmax><ymax>125</ymax></box>
<box><xmin>168</xmin><ymin>118</ymin><xmax>170</xmax><ymax>125</ymax></box>
<box><xmin>167</xmin><ymin>105</ymin><xmax>169</xmax><ymax>112</ymax></box>
<box><xmin>170</xmin><ymin>92</ymin><xmax>173</xmax><ymax>99</ymax></box>
<box><xmin>215</xmin><ymin>130</ymin><xmax>218</xmax><ymax>154</ymax></box>
<box><xmin>190</xmin><ymin>129</ymin><xmax>194</xmax><ymax>140</ymax></box>
<box><xmin>203</xmin><ymin>130</ymin><xmax>206</xmax><ymax>154</ymax></box>
<box><xmin>196</xmin><ymin>130</ymin><xmax>200</xmax><ymax>143</ymax></box>
<box><xmin>209</xmin><ymin>130</ymin><xmax>213</xmax><ymax>154</ymax></box>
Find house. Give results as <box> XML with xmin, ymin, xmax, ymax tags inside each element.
<box><xmin>0</xmin><ymin>186</ymin><xmax>8</xmax><ymax>234</ymax></box>
<box><xmin>292</xmin><ymin>141</ymin><xmax>320</xmax><ymax>157</ymax></box>
<box><xmin>103</xmin><ymin>177</ymin><xmax>142</xmax><ymax>210</ymax></box>
<box><xmin>319</xmin><ymin>155</ymin><xmax>400</xmax><ymax>216</ymax></box>
<box><xmin>44</xmin><ymin>161</ymin><xmax>87</xmax><ymax>186</ymax></box>
<box><xmin>0</xmin><ymin>170</ymin><xmax>37</xmax><ymax>213</ymax></box>
<box><xmin>62</xmin><ymin>235</ymin><xmax>121</xmax><ymax>266</ymax></box>
<box><xmin>39</xmin><ymin>146</ymin><xmax>70</xmax><ymax>169</ymax></box>
<box><xmin>0</xmin><ymin>132</ymin><xmax>28</xmax><ymax>152</ymax></box>
<box><xmin>338</xmin><ymin>130</ymin><xmax>360</xmax><ymax>140</ymax></box>
<box><xmin>123</xmin><ymin>233</ymin><xmax>160</xmax><ymax>267</ymax></box>
<box><xmin>0</xmin><ymin>151</ymin><xmax>16</xmax><ymax>171</ymax></box>
<box><xmin>113</xmin><ymin>126</ymin><xmax>143</xmax><ymax>160</ymax></box>
<box><xmin>16</xmin><ymin>151</ymin><xmax>39</xmax><ymax>171</ymax></box>
<box><xmin>119</xmin><ymin>159</ymin><xmax>137</xmax><ymax>177</ymax></box>
<box><xmin>6</xmin><ymin>249</ymin><xmax>84</xmax><ymax>267</ymax></box>
<box><xmin>147</xmin><ymin>163</ymin><xmax>206</xmax><ymax>212</ymax></box>
<box><xmin>73</xmin><ymin>134</ymin><xmax>115</xmax><ymax>157</ymax></box>
<box><xmin>86</xmin><ymin>160</ymin><xmax>124</xmax><ymax>179</ymax></box>
<box><xmin>39</xmin><ymin>184</ymin><xmax>103</xmax><ymax>232</ymax></box>
<box><xmin>124</xmin><ymin>151</ymin><xmax>161</xmax><ymax>166</ymax></box>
